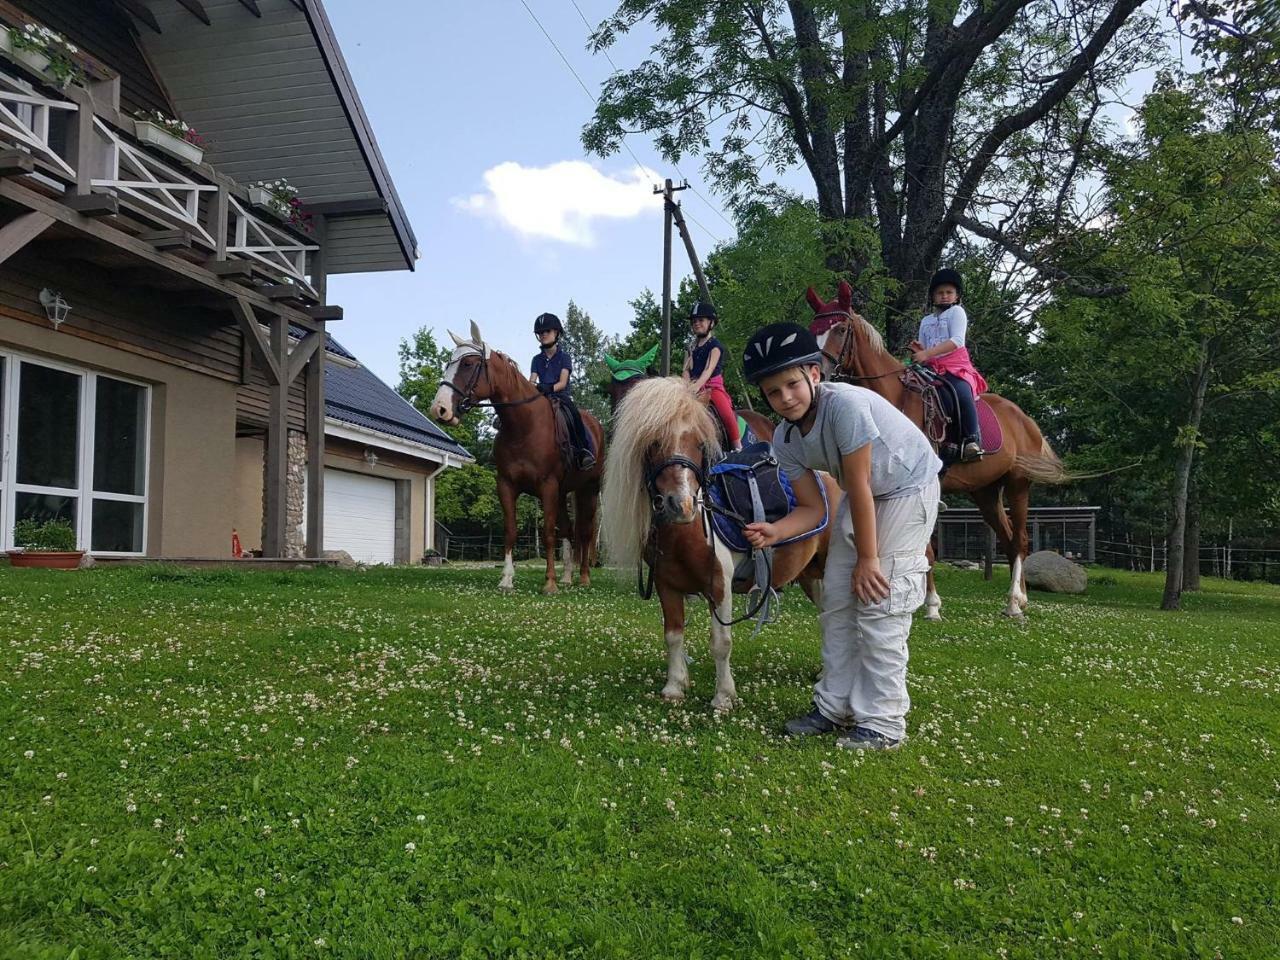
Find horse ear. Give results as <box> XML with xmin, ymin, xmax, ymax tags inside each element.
<box><xmin>469</xmin><ymin>320</ymin><xmax>484</xmax><ymax>345</ymax></box>
<box><xmin>838</xmin><ymin>281</ymin><xmax>853</xmax><ymax>310</ymax></box>
<box><xmin>448</xmin><ymin>330</ymin><xmax>465</xmax><ymax>348</ymax></box>
<box><xmin>638</xmin><ymin>343</ymin><xmax>660</xmax><ymax>366</ymax></box>
<box><xmin>805</xmin><ymin>287</ymin><xmax>825</xmax><ymax>313</ymax></box>
<box><xmin>603</xmin><ymin>354</ymin><xmax>621</xmax><ymax>373</ymax></box>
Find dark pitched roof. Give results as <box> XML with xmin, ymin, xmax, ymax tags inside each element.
<box><xmin>323</xmin><ymin>337</ymin><xmax>471</xmax><ymax>461</ymax></box>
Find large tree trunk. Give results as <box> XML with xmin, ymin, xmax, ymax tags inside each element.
<box><xmin>1182</xmin><ymin>478</ymin><xmax>1201</xmax><ymax>592</ymax></box>
<box><xmin>1161</xmin><ymin>339</ymin><xmax>1211</xmax><ymax>611</ymax></box>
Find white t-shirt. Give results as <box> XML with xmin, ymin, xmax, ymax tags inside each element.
<box><xmin>773</xmin><ymin>382</ymin><xmax>942</xmax><ymax>500</ymax></box>
<box><xmin>918</xmin><ymin>304</ymin><xmax>968</xmax><ymax>350</ymax></box>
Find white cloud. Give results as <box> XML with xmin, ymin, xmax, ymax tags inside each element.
<box><xmin>455</xmin><ymin>161</ymin><xmax>659</xmax><ymax>245</ymax></box>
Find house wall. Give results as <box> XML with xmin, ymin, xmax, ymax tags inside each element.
<box><xmin>1</xmin><ymin>309</ymin><xmax>237</xmax><ymax>557</ymax></box>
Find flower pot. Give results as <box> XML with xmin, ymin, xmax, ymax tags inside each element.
<box><xmin>7</xmin><ymin>549</ymin><xmax>85</xmax><ymax>570</ymax></box>
<box><xmin>12</xmin><ymin>47</ymin><xmax>52</xmax><ymax>77</ymax></box>
<box><xmin>248</xmin><ymin>185</ymin><xmax>288</xmax><ymax>219</ymax></box>
<box><xmin>134</xmin><ymin>120</ymin><xmax>204</xmax><ymax>166</ymax></box>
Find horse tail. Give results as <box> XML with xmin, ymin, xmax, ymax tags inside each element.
<box><xmin>1014</xmin><ymin>440</ymin><xmax>1072</xmax><ymax>485</ymax></box>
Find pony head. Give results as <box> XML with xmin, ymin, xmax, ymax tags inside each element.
<box><xmin>805</xmin><ymin>281</ymin><xmax>854</xmax><ymax>338</ymax></box>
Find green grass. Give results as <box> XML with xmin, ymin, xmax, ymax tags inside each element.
<box><xmin>1</xmin><ymin>562</ymin><xmax>1277</xmax><ymax>959</ymax></box>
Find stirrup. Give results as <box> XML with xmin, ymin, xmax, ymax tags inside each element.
<box><xmin>960</xmin><ymin>440</ymin><xmax>983</xmax><ymax>462</ymax></box>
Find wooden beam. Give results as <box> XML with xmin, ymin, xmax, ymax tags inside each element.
<box><xmin>305</xmin><ymin>305</ymin><xmax>342</xmax><ymax>322</ymax></box>
<box><xmin>0</xmin><ymin>177</ymin><xmax>313</xmax><ymax>326</ymax></box>
<box><xmin>302</xmin><ymin>198</ymin><xmax>388</xmax><ymax>217</ymax></box>
<box><xmin>140</xmin><ymin>228</ymin><xmax>193</xmax><ymax>251</ymax></box>
<box><xmin>235</xmin><ymin>0</ymin><xmax>262</xmax><ymax>15</ymax></box>
<box><xmin>305</xmin><ymin>328</ymin><xmax>325</xmax><ymax>558</ymax></box>
<box><xmin>0</xmin><ymin>150</ymin><xmax>35</xmax><ymax>178</ymax></box>
<box><xmin>231</xmin><ymin>297</ymin><xmax>280</xmax><ymax>385</ymax></box>
<box><xmin>262</xmin><ymin>283</ymin><xmax>309</xmax><ymax>302</ymax></box>
<box><xmin>114</xmin><ymin>0</ymin><xmax>162</xmax><ymax>33</ymax></box>
<box><xmin>285</xmin><ymin>330</ymin><xmax>322</xmax><ymax>385</ymax></box>
<box><xmin>206</xmin><ymin>259</ymin><xmax>253</xmax><ymax>278</ymax></box>
<box><xmin>173</xmin><ymin>0</ymin><xmax>212</xmax><ymax>26</ymax></box>
<box><xmin>263</xmin><ymin>314</ymin><xmax>290</xmax><ymax>557</ymax></box>
<box><xmin>64</xmin><ymin>194</ymin><xmax>120</xmax><ymax>217</ymax></box>
<box><xmin>0</xmin><ymin>212</ymin><xmax>54</xmax><ymax>267</ymax></box>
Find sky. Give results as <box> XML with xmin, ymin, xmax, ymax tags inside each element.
<box><xmin>323</xmin><ymin>1</ymin><xmax>728</xmax><ymax>385</ymax></box>
<box><xmin>322</xmin><ymin>1</ymin><xmax>1187</xmax><ymax>387</ymax></box>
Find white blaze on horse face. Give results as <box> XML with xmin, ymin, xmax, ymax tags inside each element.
<box><xmin>499</xmin><ymin>551</ymin><xmax>515</xmax><ymax>591</ymax></box>
<box><xmin>431</xmin><ymin>355</ymin><xmax>463</xmax><ymax>424</ymax></box>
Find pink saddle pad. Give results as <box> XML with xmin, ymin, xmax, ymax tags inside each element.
<box><xmin>977</xmin><ymin>398</ymin><xmax>1003</xmax><ymax>453</ymax></box>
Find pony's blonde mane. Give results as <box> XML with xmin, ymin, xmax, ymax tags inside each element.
<box><xmin>601</xmin><ymin>377</ymin><xmax>721</xmax><ymax>570</ymax></box>
<box><xmin>850</xmin><ymin>312</ymin><xmax>887</xmax><ymax>357</ymax></box>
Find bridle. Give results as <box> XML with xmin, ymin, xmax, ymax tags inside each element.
<box><xmin>442</xmin><ymin>350</ymin><xmax>547</xmax><ymax>418</ymax></box>
<box><xmin>645</xmin><ymin>453</ymin><xmax>707</xmax><ymax>521</ymax></box>
<box><xmin>819</xmin><ymin>315</ymin><xmax>905</xmax><ymax>384</ymax></box>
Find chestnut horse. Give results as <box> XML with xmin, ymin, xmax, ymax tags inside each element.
<box><xmin>431</xmin><ymin>321</ymin><xmax>604</xmax><ymax>594</ymax></box>
<box><xmin>603</xmin><ymin>356</ymin><xmax>837</xmax><ymax>607</ymax></box>
<box><xmin>603</xmin><ymin>378</ymin><xmax>841</xmax><ymax>708</ymax></box>
<box><xmin>808</xmin><ymin>282</ymin><xmax>1069</xmax><ymax>619</ymax></box>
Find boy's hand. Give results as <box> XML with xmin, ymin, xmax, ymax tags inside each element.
<box><xmin>851</xmin><ymin>557</ymin><xmax>890</xmax><ymax>604</ymax></box>
<box><xmin>744</xmin><ymin>522</ymin><xmax>778</xmax><ymax>549</ymax></box>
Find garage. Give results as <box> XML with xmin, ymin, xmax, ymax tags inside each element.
<box><xmin>324</xmin><ymin>469</ymin><xmax>397</xmax><ymax>564</ymax></box>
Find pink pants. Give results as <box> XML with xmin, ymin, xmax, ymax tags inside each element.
<box><xmin>700</xmin><ymin>376</ymin><xmax>740</xmax><ymax>447</ymax></box>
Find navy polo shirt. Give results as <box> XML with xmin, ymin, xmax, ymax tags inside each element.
<box><xmin>531</xmin><ymin>347</ymin><xmax>573</xmax><ymax>397</ymax></box>
<box><xmin>690</xmin><ymin>336</ymin><xmax>724</xmax><ymax>380</ymax></box>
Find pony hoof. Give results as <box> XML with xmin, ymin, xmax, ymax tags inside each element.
<box><xmin>578</xmin><ymin>575</ymin><xmax>591</xmax><ymax>588</ymax></box>
<box><xmin>923</xmin><ymin>610</ymin><xmax>943</xmax><ymax>622</ymax></box>
<box><xmin>661</xmin><ymin>688</ymin><xmax>686</xmax><ymax>703</ymax></box>
<box><xmin>711</xmin><ymin>694</ymin><xmax>737</xmax><ymax>713</ymax></box>
<box><xmin>1002</xmin><ymin>608</ymin><xmax>1025</xmax><ymax>619</ymax></box>
<box><xmin>543</xmin><ymin>583</ymin><xmax>559</xmax><ymax>596</ymax></box>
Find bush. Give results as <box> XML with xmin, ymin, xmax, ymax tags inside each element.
<box><xmin>13</xmin><ymin>518</ymin><xmax>77</xmax><ymax>551</ymax></box>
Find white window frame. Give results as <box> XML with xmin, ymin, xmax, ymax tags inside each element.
<box><xmin>0</xmin><ymin>348</ymin><xmax>151</xmax><ymax>556</ymax></box>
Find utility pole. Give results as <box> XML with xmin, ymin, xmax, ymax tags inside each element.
<box><xmin>654</xmin><ymin>178</ymin><xmax>689</xmax><ymax>375</ymax></box>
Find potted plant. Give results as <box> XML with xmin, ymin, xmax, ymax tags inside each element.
<box><xmin>133</xmin><ymin>110</ymin><xmax>206</xmax><ymax>165</ymax></box>
<box><xmin>247</xmin><ymin>178</ymin><xmax>313</xmax><ymax>233</ymax></box>
<box><xmin>422</xmin><ymin>548</ymin><xmax>445</xmax><ymax>567</ymax></box>
<box><xmin>1</xmin><ymin>23</ymin><xmax>84</xmax><ymax>86</ymax></box>
<box><xmin>7</xmin><ymin>518</ymin><xmax>84</xmax><ymax>569</ymax></box>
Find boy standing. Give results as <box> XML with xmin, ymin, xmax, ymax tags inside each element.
<box><xmin>741</xmin><ymin>323</ymin><xmax>941</xmax><ymax>750</ymax></box>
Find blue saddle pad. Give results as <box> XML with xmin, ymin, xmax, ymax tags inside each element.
<box><xmin>706</xmin><ymin>443</ymin><xmax>798</xmax><ymax>553</ymax></box>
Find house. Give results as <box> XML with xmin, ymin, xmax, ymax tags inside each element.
<box><xmin>0</xmin><ymin>0</ymin><xmax>418</xmax><ymax>560</ymax></box>
<box><xmin>233</xmin><ymin>336</ymin><xmax>472</xmax><ymax>564</ymax></box>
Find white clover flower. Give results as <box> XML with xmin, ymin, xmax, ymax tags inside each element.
<box><xmin>404</xmin><ymin>841</ymin><xmax>416</xmax><ymax>853</ymax></box>
<box><xmin>254</xmin><ymin>887</ymin><xmax>266</xmax><ymax>899</ymax></box>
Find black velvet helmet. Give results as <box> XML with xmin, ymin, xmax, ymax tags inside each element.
<box><xmin>742</xmin><ymin>323</ymin><xmax>823</xmax><ymax>384</ymax></box>
<box><xmin>533</xmin><ymin>312</ymin><xmax>564</xmax><ymax>335</ymax></box>
<box><xmin>690</xmin><ymin>301</ymin><xmax>718</xmax><ymax>324</ymax></box>
<box><xmin>928</xmin><ymin>268</ymin><xmax>964</xmax><ymax>301</ymax></box>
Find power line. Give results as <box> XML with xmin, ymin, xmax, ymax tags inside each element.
<box><xmin>566</xmin><ymin>0</ymin><xmax>737</xmax><ymax>236</ymax></box>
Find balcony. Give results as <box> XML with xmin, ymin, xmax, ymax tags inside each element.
<box><xmin>0</xmin><ymin>57</ymin><xmax>321</xmax><ymax>302</ymax></box>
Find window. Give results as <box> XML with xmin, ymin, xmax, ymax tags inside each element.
<box><xmin>1</xmin><ymin>352</ymin><xmax>150</xmax><ymax>555</ymax></box>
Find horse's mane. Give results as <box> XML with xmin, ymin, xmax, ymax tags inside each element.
<box><xmin>849</xmin><ymin>313</ymin><xmax>887</xmax><ymax>358</ymax></box>
<box><xmin>601</xmin><ymin>377</ymin><xmax>721</xmax><ymax>570</ymax></box>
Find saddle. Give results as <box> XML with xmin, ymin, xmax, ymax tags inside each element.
<box><xmin>899</xmin><ymin>366</ymin><xmax>1003</xmax><ymax>463</ymax></box>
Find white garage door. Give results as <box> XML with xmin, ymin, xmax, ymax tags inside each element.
<box><xmin>324</xmin><ymin>469</ymin><xmax>396</xmax><ymax>564</ymax></box>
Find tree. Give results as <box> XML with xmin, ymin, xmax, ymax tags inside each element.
<box><xmin>1036</xmin><ymin>72</ymin><xmax>1280</xmax><ymax>609</ymax></box>
<box><xmin>584</xmin><ymin>0</ymin><xmax>1162</xmax><ymax>346</ymax></box>
<box><xmin>560</xmin><ymin>300</ymin><xmax>612</xmax><ymax>422</ymax></box>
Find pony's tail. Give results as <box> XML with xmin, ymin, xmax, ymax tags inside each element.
<box><xmin>1015</xmin><ymin>440</ymin><xmax>1137</xmax><ymax>484</ymax></box>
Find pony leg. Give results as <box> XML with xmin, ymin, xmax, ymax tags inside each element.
<box><xmin>560</xmin><ymin>538</ymin><xmax>574</xmax><ymax>587</ymax></box>
<box><xmin>923</xmin><ymin>539</ymin><xmax>943</xmax><ymax>621</ymax></box>
<box><xmin>709</xmin><ymin>538</ymin><xmax>737</xmax><ymax>711</ymax></box>
<box><xmin>658</xmin><ymin>583</ymin><xmax>689</xmax><ymax>701</ymax></box>
<box><xmin>497</xmin><ymin>477</ymin><xmax>518</xmax><ymax>592</ymax></box>
<box><xmin>539</xmin><ymin>484</ymin><xmax>560</xmax><ymax>595</ymax></box>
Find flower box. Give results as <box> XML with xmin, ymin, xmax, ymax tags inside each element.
<box><xmin>135</xmin><ymin>119</ymin><xmax>204</xmax><ymax>166</ymax></box>
<box><xmin>248</xmin><ymin>184</ymin><xmax>287</xmax><ymax>218</ymax></box>
<box><xmin>7</xmin><ymin>549</ymin><xmax>84</xmax><ymax>569</ymax></box>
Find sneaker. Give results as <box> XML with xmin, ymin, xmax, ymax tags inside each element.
<box><xmin>959</xmin><ymin>440</ymin><xmax>983</xmax><ymax>462</ymax></box>
<box><xmin>783</xmin><ymin>706</ymin><xmax>847</xmax><ymax>737</ymax></box>
<box><xmin>836</xmin><ymin>726</ymin><xmax>904</xmax><ymax>751</ymax></box>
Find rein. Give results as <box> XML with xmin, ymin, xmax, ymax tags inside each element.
<box><xmin>443</xmin><ymin>352</ymin><xmax>548</xmax><ymax>416</ymax></box>
<box><xmin>823</xmin><ymin>317</ymin><xmax>907</xmax><ymax>384</ymax></box>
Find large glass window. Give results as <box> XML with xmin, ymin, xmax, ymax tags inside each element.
<box><xmin>2</xmin><ymin>354</ymin><xmax>149</xmax><ymax>554</ymax></box>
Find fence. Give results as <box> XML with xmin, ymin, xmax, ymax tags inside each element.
<box><xmin>1091</xmin><ymin>538</ymin><xmax>1280</xmax><ymax>583</ymax></box>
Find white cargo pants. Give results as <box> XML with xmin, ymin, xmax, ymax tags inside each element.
<box><xmin>813</xmin><ymin>478</ymin><xmax>939</xmax><ymax>739</ymax></box>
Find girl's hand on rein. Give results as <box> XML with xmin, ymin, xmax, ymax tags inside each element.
<box><xmin>744</xmin><ymin>522</ymin><xmax>778</xmax><ymax>549</ymax></box>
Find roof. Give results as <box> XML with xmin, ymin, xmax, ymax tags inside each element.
<box><xmin>324</xmin><ymin>338</ymin><xmax>471</xmax><ymax>462</ymax></box>
<box><xmin>129</xmin><ymin>0</ymin><xmax>417</xmax><ymax>274</ymax></box>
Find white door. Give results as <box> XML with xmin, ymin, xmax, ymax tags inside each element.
<box><xmin>324</xmin><ymin>469</ymin><xmax>396</xmax><ymax>564</ymax></box>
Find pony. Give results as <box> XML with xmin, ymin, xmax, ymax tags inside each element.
<box><xmin>602</xmin><ymin>348</ymin><xmax>837</xmax><ymax>607</ymax></box>
<box><xmin>602</xmin><ymin>377</ymin><xmax>840</xmax><ymax>708</ymax></box>
<box><xmin>808</xmin><ymin>281</ymin><xmax>1069</xmax><ymax>619</ymax></box>
<box><xmin>431</xmin><ymin>321</ymin><xmax>604</xmax><ymax>594</ymax></box>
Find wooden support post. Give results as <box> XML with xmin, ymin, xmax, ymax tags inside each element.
<box><xmin>311</xmin><ymin>214</ymin><xmax>328</xmax><ymax>304</ymax></box>
<box><xmin>670</xmin><ymin>201</ymin><xmax>711</xmax><ymax>303</ymax></box>
<box><xmin>659</xmin><ymin>180</ymin><xmax>673</xmax><ymax>376</ymax></box>
<box><xmin>263</xmin><ymin>314</ymin><xmax>289</xmax><ymax>557</ymax></box>
<box><xmin>305</xmin><ymin>321</ymin><xmax>326</xmax><ymax>558</ymax></box>
<box><xmin>212</xmin><ymin>184</ymin><xmax>229</xmax><ymax>261</ymax></box>
<box><xmin>0</xmin><ymin>211</ymin><xmax>54</xmax><ymax>266</ymax></box>
<box><xmin>65</xmin><ymin>87</ymin><xmax>97</xmax><ymax>196</ymax></box>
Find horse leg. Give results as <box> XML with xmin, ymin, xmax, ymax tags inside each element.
<box><xmin>497</xmin><ymin>477</ymin><xmax>518</xmax><ymax>592</ymax></box>
<box><xmin>971</xmin><ymin>484</ymin><xmax>1021</xmax><ymax>618</ymax></box>
<box><xmin>557</xmin><ymin>493</ymin><xmax>574</xmax><ymax>587</ymax></box>
<box><xmin>657</xmin><ymin>582</ymin><xmax>689</xmax><ymax>701</ymax></box>
<box><xmin>575</xmin><ymin>490</ymin><xmax>598</xmax><ymax>587</ymax></box>
<box><xmin>1007</xmin><ymin>478</ymin><xmax>1032</xmax><ymax>612</ymax></box>
<box><xmin>539</xmin><ymin>483</ymin><xmax>560</xmax><ymax>595</ymax></box>
<box><xmin>709</xmin><ymin>537</ymin><xmax>737</xmax><ymax>712</ymax></box>
<box><xmin>923</xmin><ymin>538</ymin><xmax>943</xmax><ymax>622</ymax></box>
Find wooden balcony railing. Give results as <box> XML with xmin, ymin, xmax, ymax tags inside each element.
<box><xmin>0</xmin><ymin>61</ymin><xmax>320</xmax><ymax>299</ymax></box>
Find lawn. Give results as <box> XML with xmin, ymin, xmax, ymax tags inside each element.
<box><xmin>2</xmin><ymin>561</ymin><xmax>1277</xmax><ymax>959</ymax></box>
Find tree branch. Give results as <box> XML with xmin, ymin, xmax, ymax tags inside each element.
<box><xmin>955</xmin><ymin>214</ymin><xmax>1129</xmax><ymax>297</ymax></box>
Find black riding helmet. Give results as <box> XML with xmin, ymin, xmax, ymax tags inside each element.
<box><xmin>742</xmin><ymin>323</ymin><xmax>823</xmax><ymax>385</ymax></box>
<box><xmin>689</xmin><ymin>301</ymin><xmax>718</xmax><ymax>326</ymax></box>
<box><xmin>533</xmin><ymin>312</ymin><xmax>564</xmax><ymax>335</ymax></box>
<box><xmin>928</xmin><ymin>268</ymin><xmax>964</xmax><ymax>304</ymax></box>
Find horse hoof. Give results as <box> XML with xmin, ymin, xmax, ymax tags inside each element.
<box><xmin>661</xmin><ymin>688</ymin><xmax>686</xmax><ymax>703</ymax></box>
<box><xmin>1002</xmin><ymin>608</ymin><xmax>1024</xmax><ymax>619</ymax></box>
<box><xmin>923</xmin><ymin>610</ymin><xmax>943</xmax><ymax>622</ymax></box>
<box><xmin>543</xmin><ymin>583</ymin><xmax>559</xmax><ymax>596</ymax></box>
<box><xmin>578</xmin><ymin>576</ymin><xmax>591</xmax><ymax>588</ymax></box>
<box><xmin>711</xmin><ymin>694</ymin><xmax>737</xmax><ymax>713</ymax></box>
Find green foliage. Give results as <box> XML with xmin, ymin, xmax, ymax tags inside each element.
<box><xmin>12</xmin><ymin>518</ymin><xmax>76</xmax><ymax>551</ymax></box>
<box><xmin>561</xmin><ymin>300</ymin><xmax>612</xmax><ymax>423</ymax></box>
<box><xmin>395</xmin><ymin>327</ymin><xmax>489</xmax><ymax>460</ymax></box>
<box><xmin>2</xmin><ymin>563</ymin><xmax>1278</xmax><ymax>956</ymax></box>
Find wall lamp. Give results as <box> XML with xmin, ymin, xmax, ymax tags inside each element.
<box><xmin>39</xmin><ymin>288</ymin><xmax>71</xmax><ymax>330</ymax></box>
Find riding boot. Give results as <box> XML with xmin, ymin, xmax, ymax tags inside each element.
<box><xmin>960</xmin><ymin>438</ymin><xmax>983</xmax><ymax>462</ymax></box>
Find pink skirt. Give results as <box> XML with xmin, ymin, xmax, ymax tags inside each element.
<box><xmin>926</xmin><ymin>346</ymin><xmax>987</xmax><ymax>396</ymax></box>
